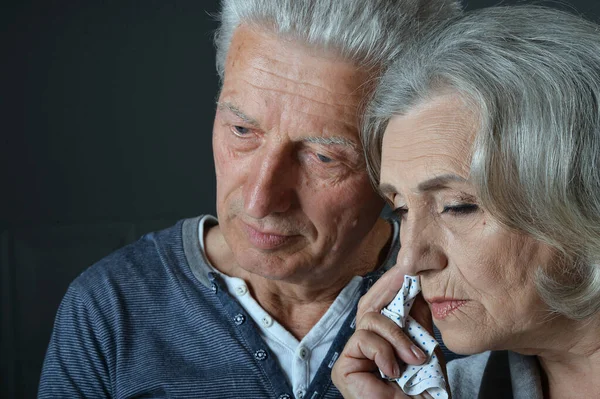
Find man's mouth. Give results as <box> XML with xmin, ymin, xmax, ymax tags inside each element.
<box><xmin>241</xmin><ymin>221</ymin><xmax>298</xmax><ymax>250</ymax></box>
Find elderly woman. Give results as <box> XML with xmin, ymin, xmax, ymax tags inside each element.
<box><xmin>331</xmin><ymin>5</ymin><xmax>600</xmax><ymax>399</ymax></box>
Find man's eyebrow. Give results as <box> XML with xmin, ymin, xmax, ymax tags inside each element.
<box><xmin>378</xmin><ymin>174</ymin><xmax>468</xmax><ymax>197</ymax></box>
<box><xmin>216</xmin><ymin>101</ymin><xmax>260</xmax><ymax>128</ymax></box>
<box><xmin>216</xmin><ymin>102</ymin><xmax>358</xmax><ymax>149</ymax></box>
<box><xmin>303</xmin><ymin>136</ymin><xmax>357</xmax><ymax>148</ymax></box>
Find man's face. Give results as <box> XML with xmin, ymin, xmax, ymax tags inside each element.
<box><xmin>213</xmin><ymin>26</ymin><xmax>384</xmax><ymax>284</ymax></box>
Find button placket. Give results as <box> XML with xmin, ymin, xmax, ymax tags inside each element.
<box><xmin>235</xmin><ymin>285</ymin><xmax>248</xmax><ymax>296</ymax></box>
<box><xmin>297</xmin><ymin>346</ymin><xmax>310</xmax><ymax>361</ymax></box>
<box><xmin>254</xmin><ymin>349</ymin><xmax>268</xmax><ymax>361</ymax></box>
<box><xmin>261</xmin><ymin>315</ymin><xmax>273</xmax><ymax>328</ymax></box>
<box><xmin>233</xmin><ymin>314</ymin><xmax>246</xmax><ymax>325</ymax></box>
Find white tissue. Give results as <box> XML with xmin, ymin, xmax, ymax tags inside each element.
<box><xmin>380</xmin><ymin>275</ymin><xmax>448</xmax><ymax>399</ymax></box>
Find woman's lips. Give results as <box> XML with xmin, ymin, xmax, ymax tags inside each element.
<box><xmin>241</xmin><ymin>222</ymin><xmax>296</xmax><ymax>250</ymax></box>
<box><xmin>428</xmin><ymin>299</ymin><xmax>468</xmax><ymax>320</ymax></box>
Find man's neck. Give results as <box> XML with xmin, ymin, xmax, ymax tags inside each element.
<box><xmin>205</xmin><ymin>218</ymin><xmax>392</xmax><ymax>339</ymax></box>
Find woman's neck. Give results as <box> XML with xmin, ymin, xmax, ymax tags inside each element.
<box><xmin>534</xmin><ymin>315</ymin><xmax>600</xmax><ymax>399</ymax></box>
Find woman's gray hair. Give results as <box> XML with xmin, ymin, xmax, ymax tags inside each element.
<box><xmin>213</xmin><ymin>0</ymin><xmax>462</xmax><ymax>80</ymax></box>
<box><xmin>364</xmin><ymin>5</ymin><xmax>600</xmax><ymax>320</ymax></box>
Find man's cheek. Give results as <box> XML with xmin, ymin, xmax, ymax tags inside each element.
<box><xmin>311</xmin><ymin>201</ymin><xmax>351</xmax><ymax>226</ymax></box>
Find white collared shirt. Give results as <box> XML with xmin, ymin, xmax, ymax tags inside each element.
<box><xmin>198</xmin><ymin>215</ymin><xmax>362</xmax><ymax>399</ymax></box>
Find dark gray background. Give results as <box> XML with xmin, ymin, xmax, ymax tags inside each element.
<box><xmin>2</xmin><ymin>1</ymin><xmax>599</xmax><ymax>398</ymax></box>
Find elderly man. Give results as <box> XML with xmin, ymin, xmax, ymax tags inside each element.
<box><xmin>38</xmin><ymin>1</ymin><xmax>460</xmax><ymax>398</ymax></box>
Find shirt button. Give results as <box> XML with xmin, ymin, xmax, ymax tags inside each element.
<box><xmin>254</xmin><ymin>349</ymin><xmax>268</xmax><ymax>361</ymax></box>
<box><xmin>261</xmin><ymin>315</ymin><xmax>273</xmax><ymax>328</ymax></box>
<box><xmin>233</xmin><ymin>314</ymin><xmax>246</xmax><ymax>325</ymax></box>
<box><xmin>297</xmin><ymin>346</ymin><xmax>310</xmax><ymax>360</ymax></box>
<box><xmin>235</xmin><ymin>285</ymin><xmax>248</xmax><ymax>296</ymax></box>
<box><xmin>210</xmin><ymin>283</ymin><xmax>217</xmax><ymax>292</ymax></box>
<box><xmin>296</xmin><ymin>389</ymin><xmax>306</xmax><ymax>399</ymax></box>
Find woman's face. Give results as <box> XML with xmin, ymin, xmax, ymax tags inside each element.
<box><xmin>379</xmin><ymin>94</ymin><xmax>558</xmax><ymax>355</ymax></box>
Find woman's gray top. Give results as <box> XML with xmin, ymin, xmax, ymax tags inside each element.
<box><xmin>447</xmin><ymin>351</ymin><xmax>543</xmax><ymax>399</ymax></box>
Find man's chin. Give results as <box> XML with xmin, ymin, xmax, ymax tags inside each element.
<box><xmin>233</xmin><ymin>246</ymin><xmax>310</xmax><ymax>281</ymax></box>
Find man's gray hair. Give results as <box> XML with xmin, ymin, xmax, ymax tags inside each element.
<box><xmin>213</xmin><ymin>0</ymin><xmax>462</xmax><ymax>80</ymax></box>
<box><xmin>364</xmin><ymin>5</ymin><xmax>600</xmax><ymax>320</ymax></box>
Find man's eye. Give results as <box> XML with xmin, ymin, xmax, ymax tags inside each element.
<box><xmin>316</xmin><ymin>153</ymin><xmax>334</xmax><ymax>163</ymax></box>
<box><xmin>232</xmin><ymin>126</ymin><xmax>250</xmax><ymax>136</ymax></box>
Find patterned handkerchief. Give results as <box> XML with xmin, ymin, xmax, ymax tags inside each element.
<box><xmin>380</xmin><ymin>275</ymin><xmax>448</xmax><ymax>399</ymax></box>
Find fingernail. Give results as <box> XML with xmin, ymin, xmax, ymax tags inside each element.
<box><xmin>411</xmin><ymin>345</ymin><xmax>426</xmax><ymax>361</ymax></box>
<box><xmin>392</xmin><ymin>363</ymin><xmax>400</xmax><ymax>378</ymax></box>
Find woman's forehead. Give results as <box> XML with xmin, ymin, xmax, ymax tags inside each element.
<box><xmin>380</xmin><ymin>94</ymin><xmax>476</xmax><ymax>183</ymax></box>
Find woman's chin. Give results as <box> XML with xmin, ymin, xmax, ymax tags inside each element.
<box><xmin>439</xmin><ymin>330</ymin><xmax>492</xmax><ymax>356</ymax></box>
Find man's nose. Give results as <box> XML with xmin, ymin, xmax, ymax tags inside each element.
<box><xmin>243</xmin><ymin>146</ymin><xmax>296</xmax><ymax>218</ymax></box>
<box><xmin>396</xmin><ymin>212</ymin><xmax>447</xmax><ymax>275</ymax></box>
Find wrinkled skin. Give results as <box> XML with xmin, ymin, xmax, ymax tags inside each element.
<box><xmin>332</xmin><ymin>265</ymin><xmax>438</xmax><ymax>399</ymax></box>
<box><xmin>206</xmin><ymin>26</ymin><xmax>390</xmax><ymax>339</ymax></box>
<box><xmin>332</xmin><ymin>94</ymin><xmax>600</xmax><ymax>398</ymax></box>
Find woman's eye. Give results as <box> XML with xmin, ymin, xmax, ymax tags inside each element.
<box><xmin>442</xmin><ymin>204</ymin><xmax>479</xmax><ymax>215</ymax></box>
<box><xmin>392</xmin><ymin>207</ymin><xmax>408</xmax><ymax>219</ymax></box>
<box><xmin>232</xmin><ymin>126</ymin><xmax>250</xmax><ymax>136</ymax></box>
<box><xmin>316</xmin><ymin>153</ymin><xmax>334</xmax><ymax>163</ymax></box>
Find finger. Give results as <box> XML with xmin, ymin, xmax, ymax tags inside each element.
<box><xmin>333</xmin><ymin>366</ymin><xmax>410</xmax><ymax>399</ymax></box>
<box><xmin>332</xmin><ymin>344</ymin><xmax>411</xmax><ymax>399</ymax></box>
<box><xmin>342</xmin><ymin>329</ymin><xmax>403</xmax><ymax>378</ymax></box>
<box><xmin>357</xmin><ymin>266</ymin><xmax>407</xmax><ymax>318</ymax></box>
<box><xmin>357</xmin><ymin>311</ymin><xmax>427</xmax><ymax>365</ymax></box>
<box><xmin>419</xmin><ymin>391</ymin><xmax>435</xmax><ymax>399</ymax></box>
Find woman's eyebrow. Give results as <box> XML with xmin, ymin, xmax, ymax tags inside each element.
<box><xmin>417</xmin><ymin>174</ymin><xmax>468</xmax><ymax>192</ymax></box>
<box><xmin>379</xmin><ymin>174</ymin><xmax>468</xmax><ymax>197</ymax></box>
<box><xmin>379</xmin><ymin>183</ymin><xmax>397</xmax><ymax>198</ymax></box>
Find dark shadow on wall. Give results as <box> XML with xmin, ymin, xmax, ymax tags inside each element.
<box><xmin>2</xmin><ymin>1</ymin><xmax>220</xmax><ymax>397</ymax></box>
<box><xmin>1</xmin><ymin>0</ymin><xmax>220</xmax><ymax>227</ymax></box>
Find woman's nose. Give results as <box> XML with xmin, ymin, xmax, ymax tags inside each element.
<box><xmin>396</xmin><ymin>212</ymin><xmax>447</xmax><ymax>275</ymax></box>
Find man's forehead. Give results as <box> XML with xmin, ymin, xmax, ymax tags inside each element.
<box><xmin>223</xmin><ymin>26</ymin><xmax>373</xmax><ymax>98</ymax></box>
<box><xmin>217</xmin><ymin>26</ymin><xmax>376</xmax><ymax>150</ymax></box>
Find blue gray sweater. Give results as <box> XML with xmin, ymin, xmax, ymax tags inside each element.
<box><xmin>38</xmin><ymin>216</ymin><xmax>399</xmax><ymax>398</ymax></box>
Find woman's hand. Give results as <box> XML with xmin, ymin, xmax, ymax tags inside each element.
<box><xmin>332</xmin><ymin>267</ymin><xmax>438</xmax><ymax>398</ymax></box>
